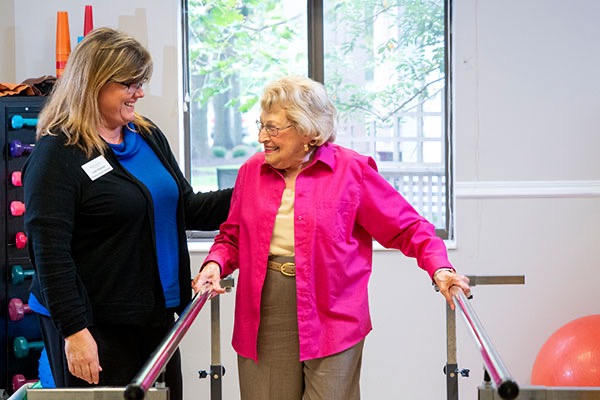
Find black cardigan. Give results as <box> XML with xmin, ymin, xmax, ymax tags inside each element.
<box><xmin>23</xmin><ymin>121</ymin><xmax>232</xmax><ymax>337</ymax></box>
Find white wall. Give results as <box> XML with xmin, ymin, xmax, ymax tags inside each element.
<box><xmin>3</xmin><ymin>0</ymin><xmax>181</xmax><ymax>159</ymax></box>
<box><xmin>0</xmin><ymin>0</ymin><xmax>16</xmax><ymax>80</ymax></box>
<box><xmin>4</xmin><ymin>1</ymin><xmax>600</xmax><ymax>399</ymax></box>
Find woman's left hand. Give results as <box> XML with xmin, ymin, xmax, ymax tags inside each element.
<box><xmin>64</xmin><ymin>328</ymin><xmax>102</xmax><ymax>384</ymax></box>
<box><xmin>433</xmin><ymin>269</ymin><xmax>471</xmax><ymax>310</ymax></box>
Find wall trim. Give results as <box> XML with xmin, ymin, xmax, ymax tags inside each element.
<box><xmin>456</xmin><ymin>180</ymin><xmax>600</xmax><ymax>199</ymax></box>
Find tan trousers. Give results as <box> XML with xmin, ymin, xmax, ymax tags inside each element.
<box><xmin>238</xmin><ymin>269</ymin><xmax>364</xmax><ymax>400</ymax></box>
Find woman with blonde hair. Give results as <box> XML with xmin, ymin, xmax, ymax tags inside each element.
<box><xmin>24</xmin><ymin>27</ymin><xmax>232</xmax><ymax>400</ymax></box>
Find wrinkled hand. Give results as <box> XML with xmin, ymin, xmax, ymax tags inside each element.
<box><xmin>192</xmin><ymin>262</ymin><xmax>225</xmax><ymax>297</ymax></box>
<box><xmin>433</xmin><ymin>269</ymin><xmax>471</xmax><ymax>310</ymax></box>
<box><xmin>64</xmin><ymin>328</ymin><xmax>102</xmax><ymax>384</ymax></box>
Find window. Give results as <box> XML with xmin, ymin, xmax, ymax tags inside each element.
<box><xmin>182</xmin><ymin>0</ymin><xmax>453</xmax><ymax>239</ymax></box>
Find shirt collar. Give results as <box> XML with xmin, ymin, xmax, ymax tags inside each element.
<box><xmin>260</xmin><ymin>142</ymin><xmax>337</xmax><ymax>175</ymax></box>
<box><xmin>312</xmin><ymin>142</ymin><xmax>335</xmax><ymax>171</ymax></box>
<box><xmin>108</xmin><ymin>122</ymin><xmax>142</xmax><ymax>159</ymax></box>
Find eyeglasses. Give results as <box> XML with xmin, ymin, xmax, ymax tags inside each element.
<box><xmin>256</xmin><ymin>120</ymin><xmax>294</xmax><ymax>137</ymax></box>
<box><xmin>116</xmin><ymin>81</ymin><xmax>145</xmax><ymax>94</ymax></box>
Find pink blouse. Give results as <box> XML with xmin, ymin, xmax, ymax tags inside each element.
<box><xmin>204</xmin><ymin>142</ymin><xmax>452</xmax><ymax>361</ymax></box>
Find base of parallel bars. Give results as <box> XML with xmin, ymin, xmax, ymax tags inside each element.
<box><xmin>210</xmin><ymin>364</ymin><xmax>225</xmax><ymax>399</ymax></box>
<box><xmin>8</xmin><ymin>387</ymin><xmax>168</xmax><ymax>400</ymax></box>
<box><xmin>445</xmin><ymin>363</ymin><xmax>459</xmax><ymax>400</ymax></box>
<box><xmin>199</xmin><ymin>364</ymin><xmax>226</xmax><ymax>400</ymax></box>
<box><xmin>478</xmin><ymin>385</ymin><xmax>600</xmax><ymax>400</ymax></box>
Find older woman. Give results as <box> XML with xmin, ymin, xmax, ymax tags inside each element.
<box><xmin>194</xmin><ymin>75</ymin><xmax>470</xmax><ymax>400</ymax></box>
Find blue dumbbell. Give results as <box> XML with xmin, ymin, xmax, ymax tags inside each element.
<box><xmin>11</xmin><ymin>265</ymin><xmax>34</xmax><ymax>285</ymax></box>
<box><xmin>9</xmin><ymin>140</ymin><xmax>35</xmax><ymax>157</ymax></box>
<box><xmin>11</xmin><ymin>115</ymin><xmax>38</xmax><ymax>129</ymax></box>
<box><xmin>13</xmin><ymin>336</ymin><xmax>44</xmax><ymax>359</ymax></box>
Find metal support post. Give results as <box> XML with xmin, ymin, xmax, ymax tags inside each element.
<box><xmin>442</xmin><ymin>275</ymin><xmax>524</xmax><ymax>400</ymax></box>
<box><xmin>446</xmin><ymin>302</ymin><xmax>459</xmax><ymax>400</ymax></box>
<box><xmin>209</xmin><ymin>295</ymin><xmax>223</xmax><ymax>399</ymax></box>
<box><xmin>198</xmin><ymin>277</ymin><xmax>235</xmax><ymax>400</ymax></box>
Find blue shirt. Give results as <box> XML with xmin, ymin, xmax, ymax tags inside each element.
<box><xmin>110</xmin><ymin>124</ymin><xmax>181</xmax><ymax>308</ymax></box>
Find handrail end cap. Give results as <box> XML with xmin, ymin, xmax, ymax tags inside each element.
<box><xmin>498</xmin><ymin>379</ymin><xmax>519</xmax><ymax>400</ymax></box>
<box><xmin>124</xmin><ymin>383</ymin><xmax>145</xmax><ymax>400</ymax></box>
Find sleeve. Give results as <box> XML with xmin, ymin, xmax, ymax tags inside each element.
<box><xmin>182</xmin><ymin>185</ymin><xmax>233</xmax><ymax>231</ymax></box>
<box><xmin>23</xmin><ymin>138</ymin><xmax>92</xmax><ymax>337</ymax></box>
<box><xmin>146</xmin><ymin>123</ymin><xmax>233</xmax><ymax>230</ymax></box>
<box><xmin>202</xmin><ymin>163</ymin><xmax>247</xmax><ymax>277</ymax></box>
<box><xmin>354</xmin><ymin>157</ymin><xmax>453</xmax><ymax>278</ymax></box>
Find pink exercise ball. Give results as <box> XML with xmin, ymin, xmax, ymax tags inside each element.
<box><xmin>531</xmin><ymin>314</ymin><xmax>600</xmax><ymax>386</ymax></box>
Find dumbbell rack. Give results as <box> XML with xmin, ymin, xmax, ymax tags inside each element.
<box><xmin>1</xmin><ymin>97</ymin><xmax>46</xmax><ymax>398</ymax></box>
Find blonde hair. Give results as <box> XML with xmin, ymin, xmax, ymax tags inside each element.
<box><xmin>37</xmin><ymin>27</ymin><xmax>153</xmax><ymax>157</ymax></box>
<box><xmin>260</xmin><ymin>76</ymin><xmax>337</xmax><ymax>146</ymax></box>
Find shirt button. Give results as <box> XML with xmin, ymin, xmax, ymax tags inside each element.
<box><xmin>298</xmin><ymin>216</ymin><xmax>303</xmax><ymax>221</ymax></box>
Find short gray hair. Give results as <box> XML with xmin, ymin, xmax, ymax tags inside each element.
<box><xmin>260</xmin><ymin>76</ymin><xmax>337</xmax><ymax>146</ymax></box>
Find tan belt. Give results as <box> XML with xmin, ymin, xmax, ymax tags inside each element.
<box><xmin>267</xmin><ymin>255</ymin><xmax>296</xmax><ymax>277</ymax></box>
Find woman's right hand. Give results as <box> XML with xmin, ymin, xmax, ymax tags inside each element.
<box><xmin>192</xmin><ymin>262</ymin><xmax>225</xmax><ymax>295</ymax></box>
<box><xmin>64</xmin><ymin>328</ymin><xmax>102</xmax><ymax>384</ymax></box>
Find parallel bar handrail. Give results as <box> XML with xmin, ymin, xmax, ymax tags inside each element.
<box><xmin>451</xmin><ymin>287</ymin><xmax>519</xmax><ymax>400</ymax></box>
<box><xmin>124</xmin><ymin>290</ymin><xmax>213</xmax><ymax>400</ymax></box>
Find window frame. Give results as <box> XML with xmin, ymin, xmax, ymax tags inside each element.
<box><xmin>181</xmin><ymin>0</ymin><xmax>454</xmax><ymax>240</ymax></box>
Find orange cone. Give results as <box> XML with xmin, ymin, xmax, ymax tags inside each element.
<box><xmin>56</xmin><ymin>11</ymin><xmax>71</xmax><ymax>78</ymax></box>
<box><xmin>83</xmin><ymin>5</ymin><xmax>93</xmax><ymax>36</ymax></box>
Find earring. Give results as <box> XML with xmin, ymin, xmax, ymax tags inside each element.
<box><xmin>304</xmin><ymin>144</ymin><xmax>309</xmax><ymax>152</ymax></box>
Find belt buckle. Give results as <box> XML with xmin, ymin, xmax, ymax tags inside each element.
<box><xmin>279</xmin><ymin>262</ymin><xmax>296</xmax><ymax>277</ymax></box>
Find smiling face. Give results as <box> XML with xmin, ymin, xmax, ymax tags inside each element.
<box><xmin>258</xmin><ymin>108</ymin><xmax>312</xmax><ymax>173</ymax></box>
<box><xmin>98</xmin><ymin>81</ymin><xmax>144</xmax><ymax>135</ymax></box>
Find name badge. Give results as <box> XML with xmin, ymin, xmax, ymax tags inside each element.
<box><xmin>82</xmin><ymin>156</ymin><xmax>113</xmax><ymax>181</ymax></box>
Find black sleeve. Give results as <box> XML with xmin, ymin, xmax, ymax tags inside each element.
<box><xmin>182</xmin><ymin>186</ymin><xmax>233</xmax><ymax>231</ymax></box>
<box><xmin>23</xmin><ymin>137</ymin><xmax>92</xmax><ymax>337</ymax></box>
<box><xmin>144</xmin><ymin>122</ymin><xmax>233</xmax><ymax>231</ymax></box>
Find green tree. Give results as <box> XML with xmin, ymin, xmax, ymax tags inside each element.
<box><xmin>324</xmin><ymin>0</ymin><xmax>445</xmax><ymax>125</ymax></box>
<box><xmin>187</xmin><ymin>0</ymin><xmax>444</xmax><ymax>157</ymax></box>
<box><xmin>187</xmin><ymin>0</ymin><xmax>305</xmax><ymax>160</ymax></box>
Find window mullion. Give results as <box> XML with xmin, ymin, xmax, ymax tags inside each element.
<box><xmin>307</xmin><ymin>0</ymin><xmax>324</xmax><ymax>84</ymax></box>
